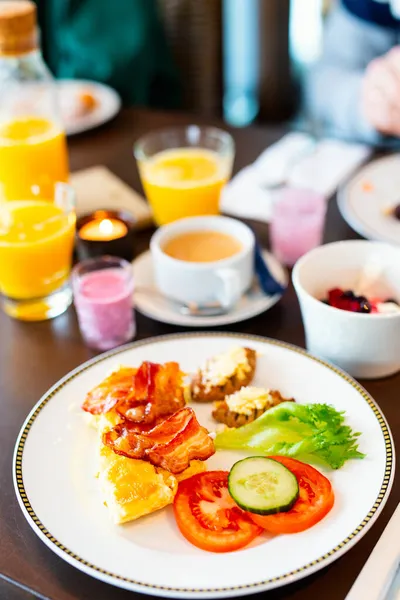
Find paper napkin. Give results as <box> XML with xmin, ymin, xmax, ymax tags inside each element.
<box><xmin>220</xmin><ymin>133</ymin><xmax>372</xmax><ymax>223</ymax></box>
<box><xmin>70</xmin><ymin>165</ymin><xmax>153</xmax><ymax>228</ymax></box>
<box><xmin>345</xmin><ymin>503</ymin><xmax>400</xmax><ymax>600</ymax></box>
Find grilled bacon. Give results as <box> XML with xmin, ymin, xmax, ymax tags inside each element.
<box><xmin>82</xmin><ymin>361</ymin><xmax>185</xmax><ymax>423</ymax></box>
<box><xmin>103</xmin><ymin>407</ymin><xmax>215</xmax><ymax>474</ymax></box>
<box><xmin>82</xmin><ymin>367</ymin><xmax>137</xmax><ymax>415</ymax></box>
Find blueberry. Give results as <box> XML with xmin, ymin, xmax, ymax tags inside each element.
<box><xmin>343</xmin><ymin>290</ymin><xmax>355</xmax><ymax>298</ymax></box>
<box><xmin>359</xmin><ymin>300</ymin><xmax>371</xmax><ymax>313</ymax></box>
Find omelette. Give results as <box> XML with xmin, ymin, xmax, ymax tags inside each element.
<box><xmin>98</xmin><ymin>444</ymin><xmax>206</xmax><ymax>525</ymax></box>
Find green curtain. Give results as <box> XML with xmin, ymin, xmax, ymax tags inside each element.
<box><xmin>35</xmin><ymin>0</ymin><xmax>181</xmax><ymax>108</ymax></box>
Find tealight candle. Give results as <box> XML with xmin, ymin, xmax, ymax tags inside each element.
<box><xmin>79</xmin><ymin>218</ymin><xmax>128</xmax><ymax>241</ymax></box>
<box><xmin>76</xmin><ymin>210</ymin><xmax>136</xmax><ymax>262</ymax></box>
<box><xmin>72</xmin><ymin>256</ymin><xmax>135</xmax><ymax>351</ymax></box>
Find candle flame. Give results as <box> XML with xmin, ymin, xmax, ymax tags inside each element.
<box><xmin>99</xmin><ymin>219</ymin><xmax>114</xmax><ymax>235</ymax></box>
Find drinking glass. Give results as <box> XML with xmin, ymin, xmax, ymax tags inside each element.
<box><xmin>134</xmin><ymin>125</ymin><xmax>235</xmax><ymax>225</ymax></box>
<box><xmin>0</xmin><ymin>182</ymin><xmax>76</xmax><ymax>320</ymax></box>
<box><xmin>72</xmin><ymin>256</ymin><xmax>135</xmax><ymax>351</ymax></box>
<box><xmin>270</xmin><ymin>187</ymin><xmax>327</xmax><ymax>266</ymax></box>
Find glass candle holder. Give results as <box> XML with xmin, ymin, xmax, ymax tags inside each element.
<box><xmin>72</xmin><ymin>256</ymin><xmax>135</xmax><ymax>351</ymax></box>
<box><xmin>270</xmin><ymin>187</ymin><xmax>327</xmax><ymax>267</ymax></box>
<box><xmin>76</xmin><ymin>209</ymin><xmax>136</xmax><ymax>262</ymax></box>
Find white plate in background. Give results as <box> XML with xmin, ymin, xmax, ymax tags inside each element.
<box><xmin>338</xmin><ymin>154</ymin><xmax>400</xmax><ymax>245</ymax></box>
<box><xmin>58</xmin><ymin>79</ymin><xmax>121</xmax><ymax>136</ymax></box>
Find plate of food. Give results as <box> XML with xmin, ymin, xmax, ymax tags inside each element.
<box><xmin>58</xmin><ymin>79</ymin><xmax>121</xmax><ymax>136</ymax></box>
<box><xmin>338</xmin><ymin>154</ymin><xmax>400</xmax><ymax>245</ymax></box>
<box><xmin>13</xmin><ymin>333</ymin><xmax>394</xmax><ymax>597</ymax></box>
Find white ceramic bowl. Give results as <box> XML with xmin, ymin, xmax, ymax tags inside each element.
<box><xmin>150</xmin><ymin>216</ymin><xmax>255</xmax><ymax>308</ymax></box>
<box><xmin>292</xmin><ymin>240</ymin><xmax>400</xmax><ymax>379</ymax></box>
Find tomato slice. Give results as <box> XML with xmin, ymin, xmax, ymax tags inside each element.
<box><xmin>249</xmin><ymin>456</ymin><xmax>334</xmax><ymax>534</ymax></box>
<box><xmin>174</xmin><ymin>471</ymin><xmax>263</xmax><ymax>553</ymax></box>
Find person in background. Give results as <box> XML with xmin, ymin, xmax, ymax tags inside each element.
<box><xmin>307</xmin><ymin>0</ymin><xmax>400</xmax><ymax>144</ymax></box>
<box><xmin>35</xmin><ymin>0</ymin><xmax>180</xmax><ymax>108</ymax></box>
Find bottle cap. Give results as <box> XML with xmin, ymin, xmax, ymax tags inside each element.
<box><xmin>0</xmin><ymin>1</ymin><xmax>38</xmax><ymax>56</ymax></box>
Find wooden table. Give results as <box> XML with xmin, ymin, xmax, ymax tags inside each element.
<box><xmin>0</xmin><ymin>108</ymin><xmax>398</xmax><ymax>600</ymax></box>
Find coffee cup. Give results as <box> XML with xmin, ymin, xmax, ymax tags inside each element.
<box><xmin>150</xmin><ymin>216</ymin><xmax>255</xmax><ymax>308</ymax></box>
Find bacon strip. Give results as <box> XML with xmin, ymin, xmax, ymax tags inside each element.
<box><xmin>82</xmin><ymin>361</ymin><xmax>185</xmax><ymax>423</ymax></box>
<box><xmin>103</xmin><ymin>407</ymin><xmax>215</xmax><ymax>473</ymax></box>
<box><xmin>82</xmin><ymin>367</ymin><xmax>137</xmax><ymax>415</ymax></box>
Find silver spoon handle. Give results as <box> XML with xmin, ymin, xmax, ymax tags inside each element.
<box><xmin>134</xmin><ymin>286</ymin><xmax>222</xmax><ymax>311</ymax></box>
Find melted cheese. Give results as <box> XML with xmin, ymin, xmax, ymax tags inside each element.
<box><xmin>202</xmin><ymin>347</ymin><xmax>251</xmax><ymax>390</ymax></box>
<box><xmin>225</xmin><ymin>386</ymin><xmax>275</xmax><ymax>415</ymax></box>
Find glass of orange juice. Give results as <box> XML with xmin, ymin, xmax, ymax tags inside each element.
<box><xmin>0</xmin><ymin>183</ymin><xmax>76</xmax><ymax>321</ymax></box>
<box><xmin>0</xmin><ymin>116</ymin><xmax>69</xmax><ymax>201</ymax></box>
<box><xmin>134</xmin><ymin>126</ymin><xmax>235</xmax><ymax>225</ymax></box>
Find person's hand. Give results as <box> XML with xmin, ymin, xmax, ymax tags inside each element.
<box><xmin>362</xmin><ymin>47</ymin><xmax>400</xmax><ymax>136</ymax></box>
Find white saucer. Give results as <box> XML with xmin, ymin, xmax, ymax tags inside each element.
<box><xmin>132</xmin><ymin>250</ymin><xmax>288</xmax><ymax>327</ymax></box>
<box><xmin>338</xmin><ymin>154</ymin><xmax>400</xmax><ymax>245</ymax></box>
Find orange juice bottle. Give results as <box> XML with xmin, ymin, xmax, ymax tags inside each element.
<box><xmin>0</xmin><ymin>1</ymin><xmax>69</xmax><ymax>201</ymax></box>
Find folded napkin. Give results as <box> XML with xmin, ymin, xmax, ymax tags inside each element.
<box><xmin>70</xmin><ymin>165</ymin><xmax>153</xmax><ymax>228</ymax></box>
<box><xmin>345</xmin><ymin>503</ymin><xmax>400</xmax><ymax>600</ymax></box>
<box><xmin>220</xmin><ymin>133</ymin><xmax>371</xmax><ymax>223</ymax></box>
<box><xmin>254</xmin><ymin>242</ymin><xmax>286</xmax><ymax>296</ymax></box>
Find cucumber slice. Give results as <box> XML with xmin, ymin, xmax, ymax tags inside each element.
<box><xmin>228</xmin><ymin>457</ymin><xmax>299</xmax><ymax>515</ymax></box>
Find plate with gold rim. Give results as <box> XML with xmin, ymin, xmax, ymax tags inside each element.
<box><xmin>13</xmin><ymin>333</ymin><xmax>394</xmax><ymax>597</ymax></box>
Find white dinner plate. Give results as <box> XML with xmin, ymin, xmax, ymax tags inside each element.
<box><xmin>338</xmin><ymin>154</ymin><xmax>400</xmax><ymax>245</ymax></box>
<box><xmin>13</xmin><ymin>333</ymin><xmax>394</xmax><ymax>598</ymax></box>
<box><xmin>132</xmin><ymin>250</ymin><xmax>287</xmax><ymax>327</ymax></box>
<box><xmin>58</xmin><ymin>80</ymin><xmax>122</xmax><ymax>136</ymax></box>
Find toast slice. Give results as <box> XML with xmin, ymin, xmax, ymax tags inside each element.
<box><xmin>191</xmin><ymin>347</ymin><xmax>257</xmax><ymax>403</ymax></box>
<box><xmin>212</xmin><ymin>388</ymin><xmax>294</xmax><ymax>428</ymax></box>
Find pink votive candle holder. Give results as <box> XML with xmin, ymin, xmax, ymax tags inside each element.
<box><xmin>72</xmin><ymin>256</ymin><xmax>135</xmax><ymax>351</ymax></box>
<box><xmin>270</xmin><ymin>187</ymin><xmax>327</xmax><ymax>267</ymax></box>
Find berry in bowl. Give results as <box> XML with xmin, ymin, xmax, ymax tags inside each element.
<box><xmin>292</xmin><ymin>240</ymin><xmax>400</xmax><ymax>379</ymax></box>
<box><xmin>323</xmin><ymin>288</ymin><xmax>400</xmax><ymax>314</ymax></box>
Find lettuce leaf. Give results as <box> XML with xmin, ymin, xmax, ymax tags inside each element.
<box><xmin>215</xmin><ymin>402</ymin><xmax>365</xmax><ymax>470</ymax></box>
